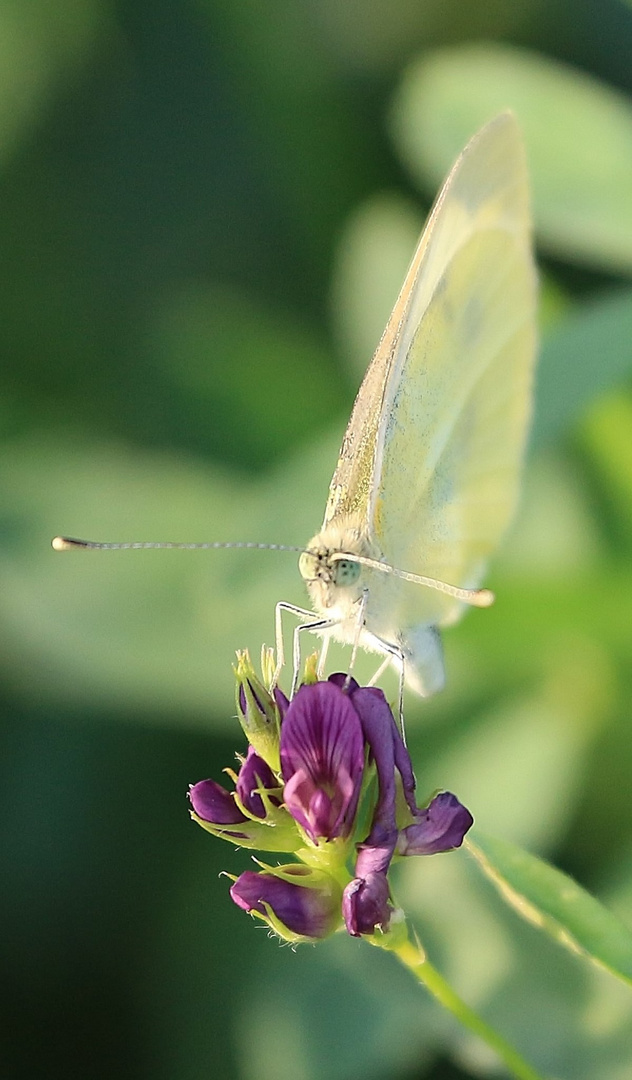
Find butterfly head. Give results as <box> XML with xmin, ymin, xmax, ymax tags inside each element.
<box><xmin>299</xmin><ymin>549</ymin><xmax>361</xmax><ymax>588</ymax></box>
<box><xmin>299</xmin><ymin>517</ymin><xmax>375</xmax><ymax>617</ymax></box>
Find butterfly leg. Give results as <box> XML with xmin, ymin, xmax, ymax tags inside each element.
<box><xmin>344</xmin><ymin>588</ymin><xmax>369</xmax><ymax>692</ymax></box>
<box><xmin>367</xmin><ymin>654</ymin><xmax>392</xmax><ymax>687</ymax></box>
<box><xmin>388</xmin><ymin>643</ymin><xmax>406</xmax><ymax>740</ymax></box>
<box><xmin>291</xmin><ymin>617</ymin><xmax>339</xmax><ymax>698</ymax></box>
<box><xmin>364</xmin><ymin>634</ymin><xmax>407</xmax><ymax>739</ymax></box>
<box><xmin>316</xmin><ymin>634</ymin><xmax>331</xmax><ymax>679</ymax></box>
<box><xmin>273</xmin><ymin>600</ymin><xmax>319</xmax><ymax>688</ymax></box>
<box><xmin>273</xmin><ymin>601</ymin><xmax>338</xmax><ymax>696</ymax></box>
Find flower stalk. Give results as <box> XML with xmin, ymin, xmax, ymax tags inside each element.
<box><xmin>387</xmin><ymin>933</ymin><xmax>547</xmax><ymax>1080</ymax></box>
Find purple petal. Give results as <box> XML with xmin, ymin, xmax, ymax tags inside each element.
<box><xmin>342</xmin><ymin>872</ymin><xmax>392</xmax><ymax>937</ymax></box>
<box><xmin>327</xmin><ymin>672</ymin><xmax>360</xmax><ymax>694</ymax></box>
<box><xmin>328</xmin><ymin>676</ymin><xmax>417</xmax><ymax>809</ymax></box>
<box><xmin>349</xmin><ymin>687</ymin><xmax>399</xmax><ymax>851</ymax></box>
<box><xmin>236</xmin><ymin>746</ymin><xmax>280</xmax><ymax>818</ymax></box>
<box><xmin>230</xmin><ymin>867</ymin><xmax>341</xmax><ymax>940</ymax></box>
<box><xmin>397</xmin><ymin>792</ymin><xmax>474</xmax><ymax>856</ymax></box>
<box><xmin>188</xmin><ymin>779</ymin><xmax>247</xmax><ymax>825</ymax></box>
<box><xmin>390</xmin><ymin>719</ymin><xmax>418</xmax><ymax>817</ymax></box>
<box><xmin>280</xmin><ymin>682</ymin><xmax>364</xmax><ymax>841</ymax></box>
<box><xmin>273</xmin><ymin>687</ymin><xmax>290</xmax><ymax>718</ymax></box>
<box><xmin>238</xmin><ymin>679</ymin><xmax>266</xmax><ymax>719</ymax></box>
<box><xmin>354</xmin><ymin>827</ymin><xmax>397</xmax><ymax>879</ymax></box>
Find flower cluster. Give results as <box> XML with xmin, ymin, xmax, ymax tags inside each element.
<box><xmin>189</xmin><ymin>653</ymin><xmax>473</xmax><ymax>944</ymax></box>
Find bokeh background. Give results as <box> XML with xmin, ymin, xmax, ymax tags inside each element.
<box><xmin>3</xmin><ymin>2</ymin><xmax>632</xmax><ymax>1078</ymax></box>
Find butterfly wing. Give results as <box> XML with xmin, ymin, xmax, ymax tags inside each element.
<box><xmin>374</xmin><ymin>112</ymin><xmax>536</xmax><ymax>631</ymax></box>
<box><xmin>323</xmin><ymin>113</ymin><xmax>536</xmax><ymax>691</ymax></box>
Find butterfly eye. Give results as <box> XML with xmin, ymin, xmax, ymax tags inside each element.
<box><xmin>298</xmin><ymin>552</ymin><xmax>320</xmax><ymax>581</ymax></box>
<box><xmin>333</xmin><ymin>559</ymin><xmax>361</xmax><ymax>587</ymax></box>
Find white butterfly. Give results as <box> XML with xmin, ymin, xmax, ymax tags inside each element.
<box><xmin>279</xmin><ymin>112</ymin><xmax>537</xmax><ymax>699</ymax></box>
<box><xmin>53</xmin><ymin>113</ymin><xmax>537</xmax><ymax>704</ymax></box>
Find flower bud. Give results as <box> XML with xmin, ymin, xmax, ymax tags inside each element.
<box><xmin>342</xmin><ymin>871</ymin><xmax>392</xmax><ymax>937</ymax></box>
<box><xmin>234</xmin><ymin>651</ymin><xmax>284</xmax><ymax>771</ymax></box>
<box><xmin>189</xmin><ymin>762</ymin><xmax>299</xmax><ymax>853</ymax></box>
<box><xmin>397</xmin><ymin>792</ymin><xmax>473</xmax><ymax>856</ymax></box>
<box><xmin>189</xmin><ymin>778</ymin><xmax>247</xmax><ymax>826</ymax></box>
<box><xmin>230</xmin><ymin>864</ymin><xmax>343</xmax><ymax>943</ymax></box>
<box><xmin>235</xmin><ymin>746</ymin><xmax>281</xmax><ymax>818</ymax></box>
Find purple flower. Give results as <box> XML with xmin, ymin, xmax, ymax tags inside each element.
<box><xmin>342</xmin><ymin>871</ymin><xmax>392</xmax><ymax>936</ymax></box>
<box><xmin>230</xmin><ymin>865</ymin><xmax>342</xmax><ymax>942</ymax></box>
<box><xmin>280</xmin><ymin>681</ymin><xmax>364</xmax><ymax>843</ymax></box>
<box><xmin>319</xmin><ymin>679</ymin><xmax>404</xmax><ymax>935</ymax></box>
<box><xmin>189</xmin><ymin>778</ymin><xmax>247</xmax><ymax>826</ymax></box>
<box><xmin>327</xmin><ymin>680</ymin><xmax>473</xmax><ymax>934</ymax></box>
<box><xmin>397</xmin><ymin>792</ymin><xmax>473</xmax><ymax>856</ymax></box>
<box><xmin>236</xmin><ymin>746</ymin><xmax>281</xmax><ymax>818</ymax></box>
<box><xmin>189</xmin><ymin>748</ymin><xmax>281</xmax><ymax>826</ymax></box>
<box><xmin>192</xmin><ymin>661</ymin><xmax>475</xmax><ymax>943</ymax></box>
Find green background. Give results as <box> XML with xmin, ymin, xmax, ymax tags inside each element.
<box><xmin>3</xmin><ymin>2</ymin><xmax>632</xmax><ymax>1077</ymax></box>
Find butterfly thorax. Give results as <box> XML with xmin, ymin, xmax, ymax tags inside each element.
<box><xmin>299</xmin><ymin>513</ymin><xmax>380</xmax><ymax>622</ymax></box>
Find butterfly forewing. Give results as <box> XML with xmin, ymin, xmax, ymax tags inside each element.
<box><xmin>372</xmin><ymin>115</ymin><xmax>536</xmax><ymax>634</ymax></box>
<box><xmin>311</xmin><ymin>113</ymin><xmax>537</xmax><ymax>694</ymax></box>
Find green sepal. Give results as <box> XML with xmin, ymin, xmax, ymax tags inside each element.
<box><xmin>190</xmin><ymin>811</ymin><xmax>302</xmax><ymax>852</ymax></box>
<box><xmin>234</xmin><ymin>650</ymin><xmax>281</xmax><ymax>771</ymax></box>
<box><xmin>294</xmin><ymin>836</ymin><xmax>355</xmax><ymax>881</ymax></box>
<box><xmin>366</xmin><ymin>906</ymin><xmax>410</xmax><ymax>952</ymax></box>
<box><xmin>301</xmin><ymin>652</ymin><xmax>320</xmax><ymax>686</ymax></box>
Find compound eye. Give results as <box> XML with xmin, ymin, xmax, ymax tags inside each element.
<box><xmin>298</xmin><ymin>551</ymin><xmax>320</xmax><ymax>581</ymax></box>
<box><xmin>333</xmin><ymin>558</ymin><xmax>360</xmax><ymax>587</ymax></box>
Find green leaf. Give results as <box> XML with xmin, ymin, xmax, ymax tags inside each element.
<box><xmin>391</xmin><ymin>42</ymin><xmax>632</xmax><ymax>273</ymax></box>
<box><xmin>533</xmin><ymin>289</ymin><xmax>632</xmax><ymax>447</ymax></box>
<box><xmin>468</xmin><ymin>831</ymin><xmax>632</xmax><ymax>988</ymax></box>
<box><xmin>330</xmin><ymin>193</ymin><xmax>422</xmax><ymax>380</ymax></box>
<box><xmin>0</xmin><ymin>0</ymin><xmax>106</xmax><ymax>164</ymax></box>
<box><xmin>581</xmin><ymin>392</ymin><xmax>632</xmax><ymax>540</ymax></box>
<box><xmin>147</xmin><ymin>282</ymin><xmax>343</xmax><ymax>470</ymax></box>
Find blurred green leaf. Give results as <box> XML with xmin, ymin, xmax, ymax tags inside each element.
<box><xmin>391</xmin><ymin>43</ymin><xmax>632</xmax><ymax>273</ymax></box>
<box><xmin>312</xmin><ymin>0</ymin><xmax>542</xmax><ymax>74</ymax></box>
<box><xmin>534</xmin><ymin>290</ymin><xmax>632</xmax><ymax>448</ymax></box>
<box><xmin>498</xmin><ymin>452</ymin><xmax>603</xmax><ymax>578</ymax></box>
<box><xmin>468</xmin><ymin>831</ymin><xmax>632</xmax><ymax>987</ymax></box>
<box><xmin>146</xmin><ymin>281</ymin><xmax>344</xmax><ymax>469</ymax></box>
<box><xmin>0</xmin><ymin>0</ymin><xmax>107</xmax><ymax>164</ymax></box>
<box><xmin>197</xmin><ymin>0</ymin><xmax>381</xmax><ymax>275</ymax></box>
<box><xmin>330</xmin><ymin>193</ymin><xmax>422</xmax><ymax>379</ymax></box>
<box><xmin>581</xmin><ymin>391</ymin><xmax>632</xmax><ymax>540</ymax></box>
<box><xmin>412</xmin><ymin>647</ymin><xmax>606</xmax><ymax>853</ymax></box>
<box><xmin>400</xmin><ymin>851</ymin><xmax>632</xmax><ymax>1079</ymax></box>
<box><xmin>235</xmin><ymin>936</ymin><xmax>440</xmax><ymax>1080</ymax></box>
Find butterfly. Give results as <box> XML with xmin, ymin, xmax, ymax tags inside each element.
<box><xmin>277</xmin><ymin>112</ymin><xmax>537</xmax><ymax>699</ymax></box>
<box><xmin>54</xmin><ymin>112</ymin><xmax>537</xmax><ymax>703</ymax></box>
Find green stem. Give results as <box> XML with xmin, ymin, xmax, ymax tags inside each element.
<box><xmin>386</xmin><ymin>931</ymin><xmax>547</xmax><ymax>1080</ymax></box>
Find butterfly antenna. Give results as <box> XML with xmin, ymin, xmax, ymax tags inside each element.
<box><xmin>331</xmin><ymin>552</ymin><xmax>494</xmax><ymax>608</ymax></box>
<box><xmin>52</xmin><ymin>536</ymin><xmax>306</xmax><ymax>554</ymax></box>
